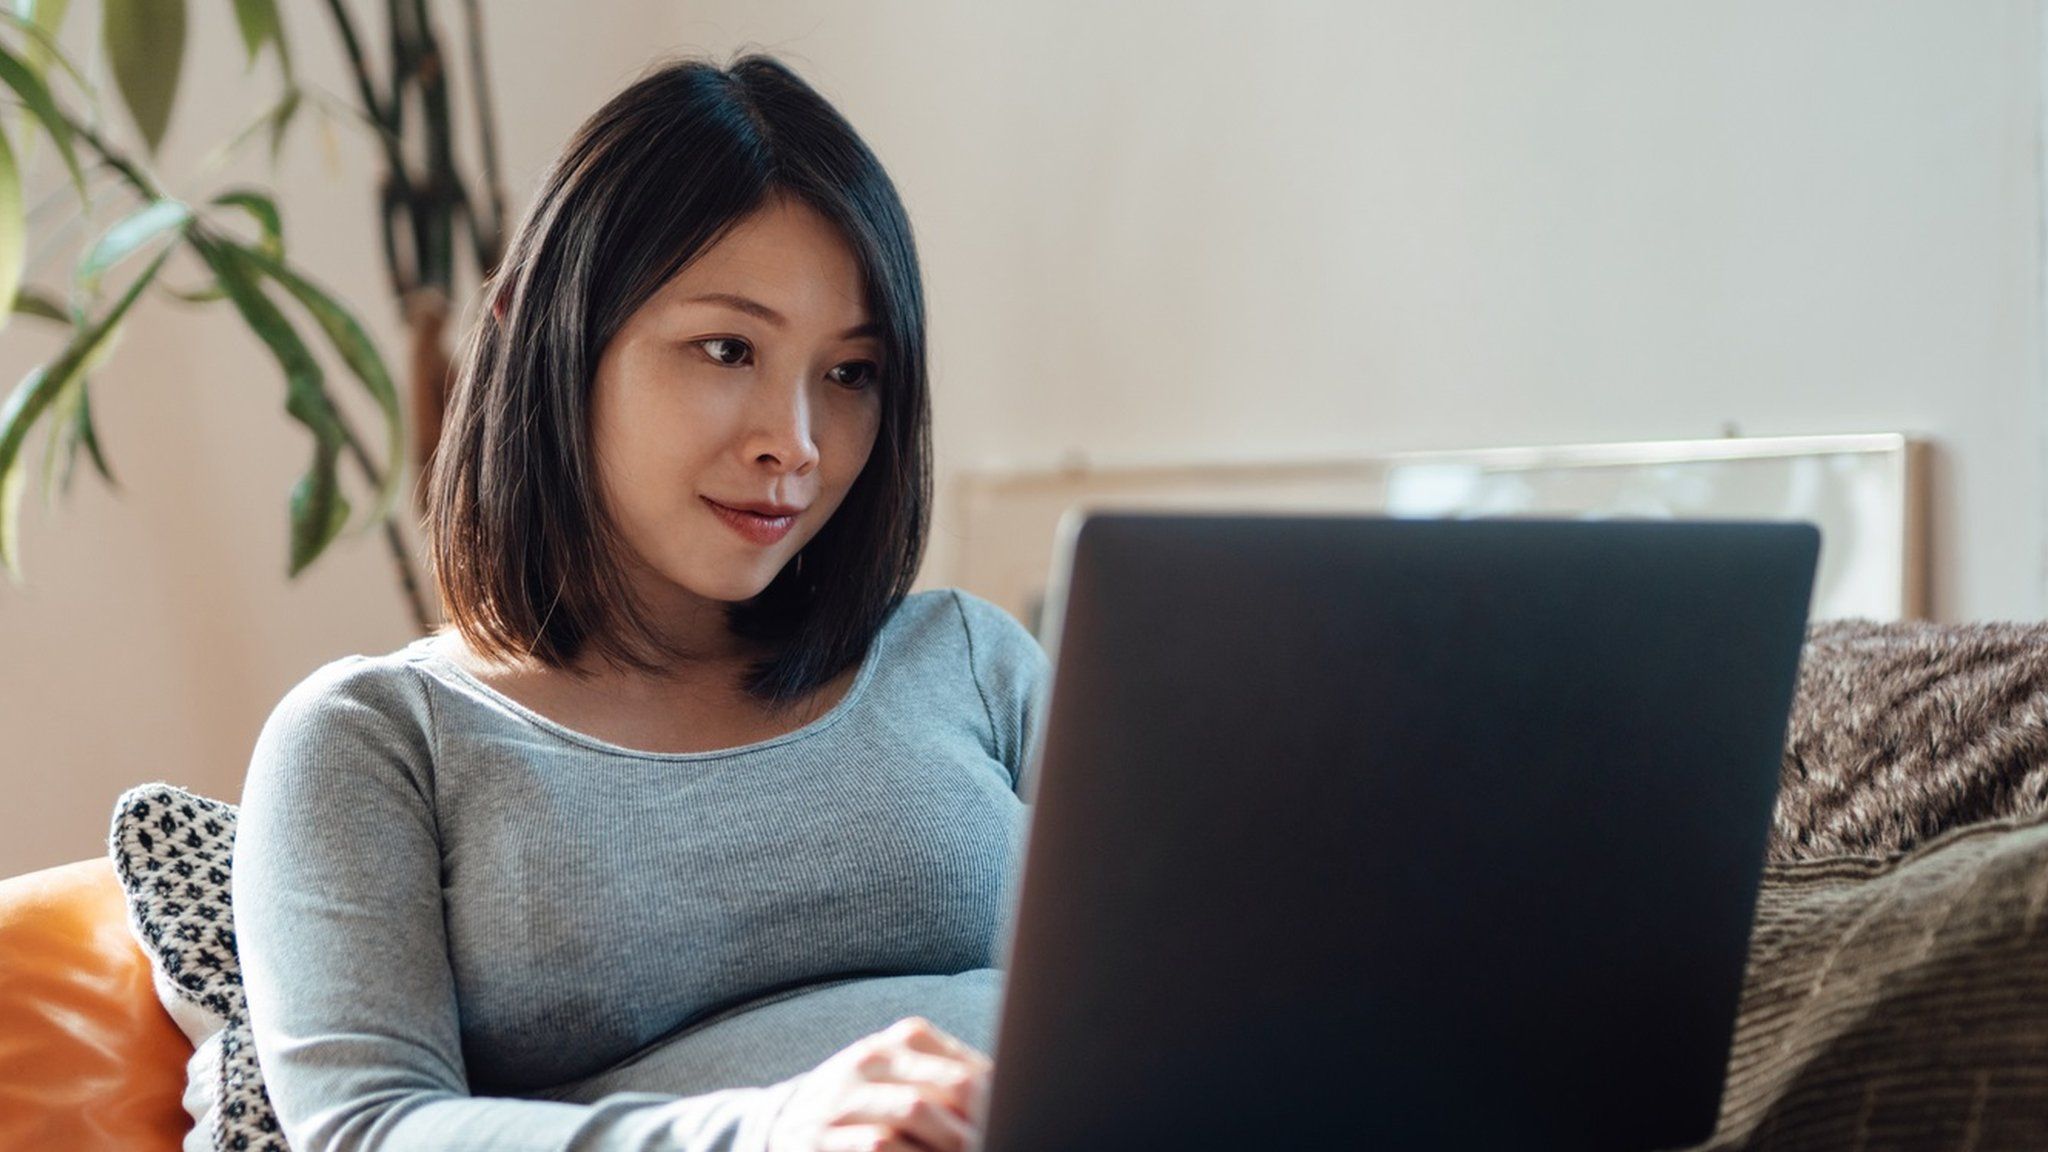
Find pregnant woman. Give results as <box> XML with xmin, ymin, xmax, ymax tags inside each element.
<box><xmin>233</xmin><ymin>54</ymin><xmax>1049</xmax><ymax>1152</ymax></box>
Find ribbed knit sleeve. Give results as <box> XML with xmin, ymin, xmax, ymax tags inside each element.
<box><xmin>948</xmin><ymin>590</ymin><xmax>1054</xmax><ymax>799</ymax></box>
<box><xmin>232</xmin><ymin>659</ymin><xmax>800</xmax><ymax>1152</ymax></box>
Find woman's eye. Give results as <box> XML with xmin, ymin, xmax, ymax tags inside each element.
<box><xmin>697</xmin><ymin>337</ymin><xmax>752</xmax><ymax>366</ymax></box>
<box><xmin>828</xmin><ymin>361</ymin><xmax>879</xmax><ymax>389</ymax></box>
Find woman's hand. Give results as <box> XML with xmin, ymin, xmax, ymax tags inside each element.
<box><xmin>768</xmin><ymin>1016</ymin><xmax>994</xmax><ymax>1152</ymax></box>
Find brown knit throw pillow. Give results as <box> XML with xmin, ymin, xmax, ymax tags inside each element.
<box><xmin>1685</xmin><ymin>620</ymin><xmax>2048</xmax><ymax>1150</ymax></box>
<box><xmin>1772</xmin><ymin>620</ymin><xmax>2048</xmax><ymax>863</ymax></box>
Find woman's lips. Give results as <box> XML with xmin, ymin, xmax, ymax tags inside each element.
<box><xmin>702</xmin><ymin>497</ymin><xmax>797</xmax><ymax>546</ymax></box>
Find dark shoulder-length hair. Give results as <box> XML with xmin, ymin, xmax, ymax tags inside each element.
<box><xmin>427</xmin><ymin>54</ymin><xmax>930</xmax><ymax>708</ymax></box>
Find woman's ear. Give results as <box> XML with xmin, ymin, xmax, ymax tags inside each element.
<box><xmin>492</xmin><ymin>281</ymin><xmax>512</xmax><ymax>323</ymax></box>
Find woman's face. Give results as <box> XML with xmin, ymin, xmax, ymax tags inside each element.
<box><xmin>588</xmin><ymin>196</ymin><xmax>886</xmax><ymax>633</ymax></box>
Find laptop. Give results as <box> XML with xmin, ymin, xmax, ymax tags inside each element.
<box><xmin>977</xmin><ymin>512</ymin><xmax>1819</xmax><ymax>1152</ymax></box>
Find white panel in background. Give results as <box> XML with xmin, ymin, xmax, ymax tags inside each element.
<box><xmin>953</xmin><ymin>434</ymin><xmax>1927</xmax><ymax>636</ymax></box>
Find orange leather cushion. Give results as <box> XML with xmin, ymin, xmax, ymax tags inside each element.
<box><xmin>0</xmin><ymin>858</ymin><xmax>192</xmax><ymax>1151</ymax></box>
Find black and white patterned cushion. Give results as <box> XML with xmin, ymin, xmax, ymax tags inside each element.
<box><xmin>108</xmin><ymin>783</ymin><xmax>285</xmax><ymax>1152</ymax></box>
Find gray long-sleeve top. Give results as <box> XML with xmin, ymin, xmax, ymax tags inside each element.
<box><xmin>232</xmin><ymin>588</ymin><xmax>1051</xmax><ymax>1152</ymax></box>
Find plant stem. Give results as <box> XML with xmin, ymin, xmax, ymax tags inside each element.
<box><xmin>322</xmin><ymin>0</ymin><xmax>419</xmax><ymax>270</ymax></box>
<box><xmin>409</xmin><ymin>0</ymin><xmax>459</xmax><ymax>294</ymax></box>
<box><xmin>319</xmin><ymin>0</ymin><xmax>386</xmax><ymax>123</ymax></box>
<box><xmin>386</xmin><ymin>0</ymin><xmax>413</xmax><ymax>142</ymax></box>
<box><xmin>335</xmin><ymin>407</ymin><xmax>434</xmax><ymax>635</ymax></box>
<box><xmin>64</xmin><ymin>116</ymin><xmax>159</xmax><ymax>200</ymax></box>
<box><xmin>459</xmin><ymin>0</ymin><xmax>505</xmax><ymax>276</ymax></box>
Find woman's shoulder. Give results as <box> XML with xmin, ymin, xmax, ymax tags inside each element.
<box><xmin>882</xmin><ymin>589</ymin><xmax>1051</xmax><ymax>785</ymax></box>
<box><xmin>255</xmin><ymin>640</ymin><xmax>441</xmax><ymax>764</ymax></box>
<box><xmin>882</xmin><ymin>589</ymin><xmax>1050</xmax><ymax>729</ymax></box>
<box><xmin>887</xmin><ymin>587</ymin><xmax>1047</xmax><ymax>667</ymax></box>
<box><xmin>279</xmin><ymin>635</ymin><xmax>436</xmax><ymax>705</ymax></box>
<box><xmin>237</xmin><ymin>646</ymin><xmax>446</xmax><ymax>878</ymax></box>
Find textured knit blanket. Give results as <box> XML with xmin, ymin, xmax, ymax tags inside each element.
<box><xmin>1694</xmin><ymin>621</ymin><xmax>2048</xmax><ymax>1151</ymax></box>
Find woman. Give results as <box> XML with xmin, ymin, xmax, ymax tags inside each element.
<box><xmin>233</xmin><ymin>54</ymin><xmax>1050</xmax><ymax>1152</ymax></box>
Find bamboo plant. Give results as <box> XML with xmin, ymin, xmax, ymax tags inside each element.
<box><xmin>0</xmin><ymin>0</ymin><xmax>508</xmax><ymax>634</ymax></box>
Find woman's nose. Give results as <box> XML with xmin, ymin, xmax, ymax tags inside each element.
<box><xmin>745</xmin><ymin>374</ymin><xmax>821</xmax><ymax>474</ymax></box>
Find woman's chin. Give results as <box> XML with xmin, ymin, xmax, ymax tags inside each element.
<box><xmin>687</xmin><ymin>567</ymin><xmax>785</xmax><ymax>606</ymax></box>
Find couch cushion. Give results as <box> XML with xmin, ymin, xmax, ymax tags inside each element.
<box><xmin>0</xmin><ymin>857</ymin><xmax>192</xmax><ymax>1151</ymax></box>
<box><xmin>1697</xmin><ymin>808</ymin><xmax>2048</xmax><ymax>1150</ymax></box>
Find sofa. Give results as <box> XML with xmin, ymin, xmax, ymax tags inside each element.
<box><xmin>4</xmin><ymin>619</ymin><xmax>2047</xmax><ymax>1151</ymax></box>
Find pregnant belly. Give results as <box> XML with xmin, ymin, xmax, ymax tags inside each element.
<box><xmin>535</xmin><ymin>968</ymin><xmax>1006</xmax><ymax>1102</ymax></box>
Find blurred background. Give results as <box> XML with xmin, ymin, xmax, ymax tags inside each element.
<box><xmin>2</xmin><ymin>0</ymin><xmax>2040</xmax><ymax>874</ymax></box>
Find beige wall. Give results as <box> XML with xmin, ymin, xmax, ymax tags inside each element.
<box><xmin>4</xmin><ymin>1</ymin><xmax>2042</xmax><ymax>874</ymax></box>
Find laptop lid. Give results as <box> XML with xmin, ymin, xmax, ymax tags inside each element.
<box><xmin>981</xmin><ymin>513</ymin><xmax>1818</xmax><ymax>1152</ymax></box>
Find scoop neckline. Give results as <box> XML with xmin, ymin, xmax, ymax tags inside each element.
<box><xmin>405</xmin><ymin>626</ymin><xmax>888</xmax><ymax>763</ymax></box>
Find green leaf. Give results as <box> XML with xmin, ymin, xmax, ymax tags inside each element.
<box><xmin>194</xmin><ymin>237</ymin><xmax>350</xmax><ymax>575</ymax></box>
<box><xmin>75</xmin><ymin>197</ymin><xmax>189</xmax><ymax>302</ymax></box>
<box><xmin>38</xmin><ymin>314</ymin><xmax>121</xmax><ymax>503</ymax></box>
<box><xmin>267</xmin><ymin>85</ymin><xmax>299</xmax><ymax>164</ymax></box>
<box><xmin>10</xmin><ymin>285</ymin><xmax>66</xmax><ymax>322</ymax></box>
<box><xmin>229</xmin><ymin>0</ymin><xmax>277</xmax><ymax>67</ymax></box>
<box><xmin>0</xmin><ymin>42</ymin><xmax>88</xmax><ymax>200</ymax></box>
<box><xmin>40</xmin><ymin>369</ymin><xmax>115</xmax><ymax>501</ymax></box>
<box><xmin>232</xmin><ymin>241</ymin><xmax>401</xmax><ymax>528</ymax></box>
<box><xmin>12</xmin><ymin>0</ymin><xmax>72</xmax><ymax>82</ymax></box>
<box><xmin>0</xmin><ymin>244</ymin><xmax>166</xmax><ymax>579</ymax></box>
<box><xmin>0</xmin><ymin>123</ymin><xmax>21</xmax><ymax>323</ymax></box>
<box><xmin>72</xmin><ymin>376</ymin><xmax>113</xmax><ymax>486</ymax></box>
<box><xmin>40</xmin><ymin>367</ymin><xmax>79</xmax><ymax>501</ymax></box>
<box><xmin>210</xmin><ymin>188</ymin><xmax>282</xmax><ymax>261</ymax></box>
<box><xmin>38</xmin><ymin>369</ymin><xmax>73</xmax><ymax>503</ymax></box>
<box><xmin>194</xmin><ymin>85</ymin><xmax>296</xmax><ymax>177</ymax></box>
<box><xmin>158</xmin><ymin>190</ymin><xmax>278</xmax><ymax>305</ymax></box>
<box><xmin>226</xmin><ymin>0</ymin><xmax>290</xmax><ymax>85</ymax></box>
<box><xmin>102</xmin><ymin>0</ymin><xmax>186</xmax><ymax>156</ymax></box>
<box><xmin>286</xmin><ymin>450</ymin><xmax>348</xmax><ymax>572</ymax></box>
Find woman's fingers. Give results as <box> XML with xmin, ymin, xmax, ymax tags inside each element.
<box><xmin>830</xmin><ymin>1082</ymin><xmax>976</xmax><ymax>1152</ymax></box>
<box><xmin>856</xmin><ymin>1049</ymin><xmax>977</xmax><ymax>1119</ymax></box>
<box><xmin>893</xmin><ymin>1036</ymin><xmax>991</xmax><ymax>1123</ymax></box>
<box><xmin>858</xmin><ymin>1048</ymin><xmax>970</xmax><ymax>1085</ymax></box>
<box><xmin>888</xmin><ymin>1017</ymin><xmax>994</xmax><ymax>1072</ymax></box>
<box><xmin>905</xmin><ymin>1031</ymin><xmax>991</xmax><ymax>1073</ymax></box>
<box><xmin>775</xmin><ymin>1021</ymin><xmax>996</xmax><ymax>1152</ymax></box>
<box><xmin>816</xmin><ymin>1125</ymin><xmax>923</xmax><ymax>1152</ymax></box>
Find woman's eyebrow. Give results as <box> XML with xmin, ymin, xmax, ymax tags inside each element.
<box><xmin>680</xmin><ymin>291</ymin><xmax>881</xmax><ymax>341</ymax></box>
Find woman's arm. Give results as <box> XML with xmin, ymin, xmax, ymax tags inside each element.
<box><xmin>232</xmin><ymin>660</ymin><xmax>797</xmax><ymax>1152</ymax></box>
<box><xmin>951</xmin><ymin>590</ymin><xmax>1053</xmax><ymax>798</ymax></box>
